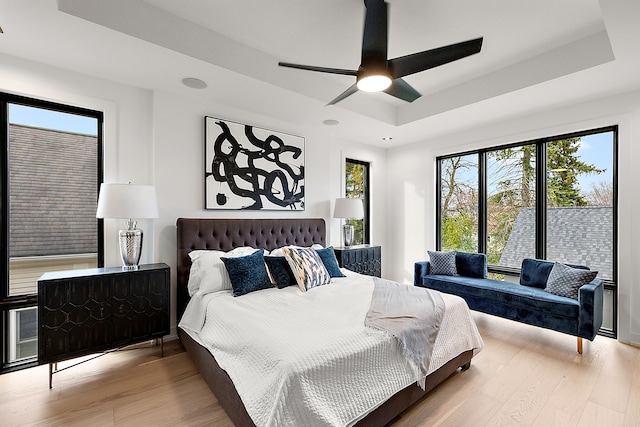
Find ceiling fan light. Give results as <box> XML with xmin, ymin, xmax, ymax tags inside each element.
<box><xmin>357</xmin><ymin>74</ymin><xmax>392</xmax><ymax>92</ymax></box>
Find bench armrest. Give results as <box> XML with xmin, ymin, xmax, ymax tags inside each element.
<box><xmin>414</xmin><ymin>261</ymin><xmax>430</xmax><ymax>285</ymax></box>
<box><xmin>578</xmin><ymin>278</ymin><xmax>604</xmax><ymax>340</ymax></box>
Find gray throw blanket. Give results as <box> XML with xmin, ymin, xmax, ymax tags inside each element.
<box><xmin>365</xmin><ymin>278</ymin><xmax>445</xmax><ymax>390</ymax></box>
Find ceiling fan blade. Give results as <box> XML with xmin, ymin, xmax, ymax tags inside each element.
<box><xmin>279</xmin><ymin>62</ymin><xmax>357</xmax><ymax>76</ymax></box>
<box><xmin>361</xmin><ymin>0</ymin><xmax>388</xmax><ymax>63</ymax></box>
<box><xmin>384</xmin><ymin>78</ymin><xmax>421</xmax><ymax>103</ymax></box>
<box><xmin>389</xmin><ymin>37</ymin><xmax>483</xmax><ymax>79</ymax></box>
<box><xmin>327</xmin><ymin>84</ymin><xmax>359</xmax><ymax>105</ymax></box>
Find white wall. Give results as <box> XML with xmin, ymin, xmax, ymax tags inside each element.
<box><xmin>0</xmin><ymin>53</ymin><xmax>388</xmax><ymax>336</ymax></box>
<box><xmin>386</xmin><ymin>89</ymin><xmax>640</xmax><ymax>346</ymax></box>
<box><xmin>152</xmin><ymin>92</ymin><xmax>388</xmax><ymax>330</ymax></box>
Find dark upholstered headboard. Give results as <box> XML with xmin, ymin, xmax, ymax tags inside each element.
<box><xmin>176</xmin><ymin>217</ymin><xmax>326</xmax><ymax>317</ymax></box>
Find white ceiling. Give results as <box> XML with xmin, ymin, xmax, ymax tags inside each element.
<box><xmin>1</xmin><ymin>0</ymin><xmax>639</xmax><ymax>147</ymax></box>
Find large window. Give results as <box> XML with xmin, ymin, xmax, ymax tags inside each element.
<box><xmin>345</xmin><ymin>158</ymin><xmax>370</xmax><ymax>245</ymax></box>
<box><xmin>437</xmin><ymin>127</ymin><xmax>617</xmax><ymax>335</ymax></box>
<box><xmin>1</xmin><ymin>94</ymin><xmax>103</xmax><ymax>371</ymax></box>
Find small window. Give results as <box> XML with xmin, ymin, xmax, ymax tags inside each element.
<box><xmin>7</xmin><ymin>307</ymin><xmax>37</xmax><ymax>363</ymax></box>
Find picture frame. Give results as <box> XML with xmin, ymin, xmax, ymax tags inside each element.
<box><xmin>205</xmin><ymin>116</ymin><xmax>305</xmax><ymax>210</ymax></box>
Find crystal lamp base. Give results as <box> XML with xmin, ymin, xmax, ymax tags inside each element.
<box><xmin>119</xmin><ymin>220</ymin><xmax>143</xmax><ymax>270</ymax></box>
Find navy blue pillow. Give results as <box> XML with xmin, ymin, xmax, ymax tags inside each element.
<box><xmin>520</xmin><ymin>258</ymin><xmax>554</xmax><ymax>289</ymax></box>
<box><xmin>315</xmin><ymin>247</ymin><xmax>346</xmax><ymax>278</ymax></box>
<box><xmin>456</xmin><ymin>252</ymin><xmax>487</xmax><ymax>279</ymax></box>
<box><xmin>264</xmin><ymin>256</ymin><xmax>297</xmax><ymax>288</ymax></box>
<box><xmin>221</xmin><ymin>250</ymin><xmax>273</xmax><ymax>296</ymax></box>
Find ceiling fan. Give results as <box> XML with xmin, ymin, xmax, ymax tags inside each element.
<box><xmin>278</xmin><ymin>0</ymin><xmax>483</xmax><ymax>105</ymax></box>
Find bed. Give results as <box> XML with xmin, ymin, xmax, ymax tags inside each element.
<box><xmin>176</xmin><ymin>217</ymin><xmax>482</xmax><ymax>426</ymax></box>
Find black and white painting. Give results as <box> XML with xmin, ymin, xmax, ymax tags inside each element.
<box><xmin>205</xmin><ymin>117</ymin><xmax>305</xmax><ymax>210</ymax></box>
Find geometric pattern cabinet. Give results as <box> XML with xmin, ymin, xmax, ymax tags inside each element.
<box><xmin>333</xmin><ymin>245</ymin><xmax>382</xmax><ymax>277</ymax></box>
<box><xmin>38</xmin><ymin>263</ymin><xmax>170</xmax><ymax>367</ymax></box>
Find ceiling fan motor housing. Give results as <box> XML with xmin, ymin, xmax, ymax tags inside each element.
<box><xmin>357</xmin><ymin>60</ymin><xmax>392</xmax><ymax>92</ymax></box>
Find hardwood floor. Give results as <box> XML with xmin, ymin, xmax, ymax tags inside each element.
<box><xmin>1</xmin><ymin>312</ymin><xmax>638</xmax><ymax>426</ymax></box>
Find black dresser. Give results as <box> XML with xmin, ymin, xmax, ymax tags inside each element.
<box><xmin>38</xmin><ymin>263</ymin><xmax>170</xmax><ymax>387</ymax></box>
<box><xmin>333</xmin><ymin>245</ymin><xmax>381</xmax><ymax>277</ymax></box>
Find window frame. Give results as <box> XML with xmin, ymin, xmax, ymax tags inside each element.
<box><xmin>345</xmin><ymin>158</ymin><xmax>371</xmax><ymax>245</ymax></box>
<box><xmin>436</xmin><ymin>125</ymin><xmax>618</xmax><ymax>338</ymax></box>
<box><xmin>0</xmin><ymin>92</ymin><xmax>104</xmax><ymax>372</ymax></box>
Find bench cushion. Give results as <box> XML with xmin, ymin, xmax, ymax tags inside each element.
<box><xmin>421</xmin><ymin>275</ymin><xmax>579</xmax><ymax>319</ymax></box>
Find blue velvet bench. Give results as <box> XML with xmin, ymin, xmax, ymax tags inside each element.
<box><xmin>414</xmin><ymin>252</ymin><xmax>604</xmax><ymax>353</ymax></box>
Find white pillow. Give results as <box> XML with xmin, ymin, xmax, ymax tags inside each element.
<box><xmin>187</xmin><ymin>247</ymin><xmax>259</xmax><ymax>296</ymax></box>
<box><xmin>269</xmin><ymin>243</ymin><xmax>324</xmax><ymax>257</ymax></box>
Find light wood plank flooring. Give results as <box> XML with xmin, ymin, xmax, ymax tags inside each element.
<box><xmin>1</xmin><ymin>312</ymin><xmax>639</xmax><ymax>426</ymax></box>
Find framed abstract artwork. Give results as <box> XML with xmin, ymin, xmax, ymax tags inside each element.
<box><xmin>205</xmin><ymin>116</ymin><xmax>305</xmax><ymax>210</ymax></box>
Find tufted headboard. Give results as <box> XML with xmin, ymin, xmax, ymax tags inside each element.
<box><xmin>176</xmin><ymin>217</ymin><xmax>326</xmax><ymax>317</ymax></box>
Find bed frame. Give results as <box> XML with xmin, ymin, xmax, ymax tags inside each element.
<box><xmin>176</xmin><ymin>217</ymin><xmax>473</xmax><ymax>426</ymax></box>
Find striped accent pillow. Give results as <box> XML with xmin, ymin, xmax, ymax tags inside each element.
<box><xmin>283</xmin><ymin>247</ymin><xmax>331</xmax><ymax>292</ymax></box>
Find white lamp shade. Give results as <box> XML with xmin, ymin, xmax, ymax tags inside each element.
<box><xmin>96</xmin><ymin>183</ymin><xmax>159</xmax><ymax>219</ymax></box>
<box><xmin>333</xmin><ymin>198</ymin><xmax>364</xmax><ymax>219</ymax></box>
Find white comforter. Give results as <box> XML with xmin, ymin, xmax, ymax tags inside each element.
<box><xmin>179</xmin><ymin>270</ymin><xmax>483</xmax><ymax>427</ymax></box>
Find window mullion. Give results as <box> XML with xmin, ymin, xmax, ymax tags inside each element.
<box><xmin>478</xmin><ymin>152</ymin><xmax>487</xmax><ymax>254</ymax></box>
<box><xmin>435</xmin><ymin>158</ymin><xmax>442</xmax><ymax>250</ymax></box>
<box><xmin>1</xmin><ymin>99</ymin><xmax>8</xmax><ymax>300</ymax></box>
<box><xmin>536</xmin><ymin>141</ymin><xmax>547</xmax><ymax>260</ymax></box>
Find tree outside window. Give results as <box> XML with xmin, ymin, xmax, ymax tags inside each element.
<box><xmin>440</xmin><ymin>155</ymin><xmax>478</xmax><ymax>253</ymax></box>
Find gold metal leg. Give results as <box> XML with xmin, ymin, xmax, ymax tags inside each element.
<box><xmin>577</xmin><ymin>337</ymin><xmax>583</xmax><ymax>354</ymax></box>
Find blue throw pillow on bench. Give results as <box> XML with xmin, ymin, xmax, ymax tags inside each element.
<box><xmin>520</xmin><ymin>258</ymin><xmax>591</xmax><ymax>289</ymax></box>
<box><xmin>428</xmin><ymin>250</ymin><xmax>458</xmax><ymax>276</ymax></box>
<box><xmin>544</xmin><ymin>263</ymin><xmax>598</xmax><ymax>300</ymax></box>
<box><xmin>520</xmin><ymin>258</ymin><xmax>554</xmax><ymax>289</ymax></box>
<box><xmin>455</xmin><ymin>252</ymin><xmax>487</xmax><ymax>278</ymax></box>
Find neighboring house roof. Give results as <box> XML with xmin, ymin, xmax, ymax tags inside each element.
<box><xmin>9</xmin><ymin>124</ymin><xmax>98</xmax><ymax>257</ymax></box>
<box><xmin>499</xmin><ymin>206</ymin><xmax>613</xmax><ymax>279</ymax></box>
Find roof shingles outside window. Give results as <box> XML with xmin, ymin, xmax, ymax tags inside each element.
<box><xmin>9</xmin><ymin>124</ymin><xmax>98</xmax><ymax>257</ymax></box>
<box><xmin>499</xmin><ymin>206</ymin><xmax>613</xmax><ymax>280</ymax></box>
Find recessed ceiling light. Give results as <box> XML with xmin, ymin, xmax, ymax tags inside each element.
<box><xmin>323</xmin><ymin>119</ymin><xmax>340</xmax><ymax>126</ymax></box>
<box><xmin>182</xmin><ymin>77</ymin><xmax>207</xmax><ymax>89</ymax></box>
<box><xmin>382</xmin><ymin>137</ymin><xmax>393</xmax><ymax>141</ymax></box>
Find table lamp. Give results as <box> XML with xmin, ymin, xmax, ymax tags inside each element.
<box><xmin>333</xmin><ymin>198</ymin><xmax>364</xmax><ymax>247</ymax></box>
<box><xmin>96</xmin><ymin>183</ymin><xmax>159</xmax><ymax>270</ymax></box>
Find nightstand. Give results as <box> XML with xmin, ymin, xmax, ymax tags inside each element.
<box><xmin>38</xmin><ymin>263</ymin><xmax>170</xmax><ymax>388</ymax></box>
<box><xmin>333</xmin><ymin>245</ymin><xmax>381</xmax><ymax>277</ymax></box>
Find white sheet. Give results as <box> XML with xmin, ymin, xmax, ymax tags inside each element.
<box><xmin>179</xmin><ymin>270</ymin><xmax>483</xmax><ymax>427</ymax></box>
